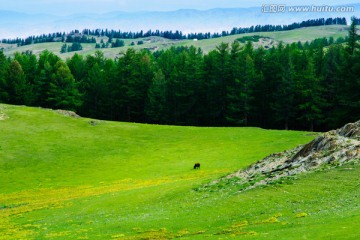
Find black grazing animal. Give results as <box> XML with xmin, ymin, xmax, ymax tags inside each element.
<box><xmin>193</xmin><ymin>163</ymin><xmax>200</xmax><ymax>169</ymax></box>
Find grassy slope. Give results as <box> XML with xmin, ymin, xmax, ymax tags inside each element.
<box><xmin>181</xmin><ymin>25</ymin><xmax>350</xmax><ymax>53</ymax></box>
<box><xmin>1</xmin><ymin>104</ymin><xmax>359</xmax><ymax>239</ymax></box>
<box><xmin>1</xmin><ymin>25</ymin><xmax>350</xmax><ymax>59</ymax></box>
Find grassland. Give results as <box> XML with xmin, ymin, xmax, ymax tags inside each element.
<box><xmin>1</xmin><ymin>25</ymin><xmax>350</xmax><ymax>59</ymax></box>
<box><xmin>1</xmin><ymin>104</ymin><xmax>359</xmax><ymax>239</ymax></box>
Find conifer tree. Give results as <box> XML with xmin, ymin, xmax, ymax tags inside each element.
<box><xmin>113</xmin><ymin>48</ymin><xmax>153</xmax><ymax>122</ymax></box>
<box><xmin>241</xmin><ymin>54</ymin><xmax>256</xmax><ymax>126</ymax></box>
<box><xmin>343</xmin><ymin>17</ymin><xmax>360</xmax><ymax>122</ymax></box>
<box><xmin>60</xmin><ymin>44</ymin><xmax>67</xmax><ymax>53</ymax></box>
<box><xmin>225</xmin><ymin>41</ymin><xmax>243</xmax><ymax>125</ymax></box>
<box><xmin>347</xmin><ymin>17</ymin><xmax>359</xmax><ymax>55</ymax></box>
<box><xmin>297</xmin><ymin>53</ymin><xmax>324</xmax><ymax>131</ymax></box>
<box><xmin>47</xmin><ymin>60</ymin><xmax>82</xmax><ymax>111</ymax></box>
<box><xmin>6</xmin><ymin>60</ymin><xmax>28</xmax><ymax>104</ymax></box>
<box><xmin>271</xmin><ymin>46</ymin><xmax>296</xmax><ymax>130</ymax></box>
<box><xmin>146</xmin><ymin>69</ymin><xmax>168</xmax><ymax>123</ymax></box>
<box><xmin>0</xmin><ymin>51</ymin><xmax>10</xmax><ymax>102</ymax></box>
<box><xmin>33</xmin><ymin>50</ymin><xmax>61</xmax><ymax>107</ymax></box>
<box><xmin>203</xmin><ymin>43</ymin><xmax>230</xmax><ymax>125</ymax></box>
<box><xmin>320</xmin><ymin>45</ymin><xmax>346</xmax><ymax>129</ymax></box>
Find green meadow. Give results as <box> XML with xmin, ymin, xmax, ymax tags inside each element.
<box><xmin>1</xmin><ymin>25</ymin><xmax>350</xmax><ymax>59</ymax></box>
<box><xmin>1</xmin><ymin>104</ymin><xmax>359</xmax><ymax>239</ymax></box>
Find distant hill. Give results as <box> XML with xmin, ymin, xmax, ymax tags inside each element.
<box><xmin>0</xmin><ymin>25</ymin><xmax>351</xmax><ymax>59</ymax></box>
<box><xmin>1</xmin><ymin>4</ymin><xmax>359</xmax><ymax>38</ymax></box>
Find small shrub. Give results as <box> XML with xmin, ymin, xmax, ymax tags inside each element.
<box><xmin>236</xmin><ymin>35</ymin><xmax>270</xmax><ymax>43</ymax></box>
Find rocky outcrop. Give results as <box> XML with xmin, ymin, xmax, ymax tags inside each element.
<box><xmin>204</xmin><ymin>120</ymin><xmax>360</xmax><ymax>192</ymax></box>
<box><xmin>56</xmin><ymin>109</ymin><xmax>80</xmax><ymax>118</ymax></box>
<box><xmin>0</xmin><ymin>105</ymin><xmax>8</xmax><ymax>120</ymax></box>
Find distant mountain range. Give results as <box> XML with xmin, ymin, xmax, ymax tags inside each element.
<box><xmin>1</xmin><ymin>4</ymin><xmax>359</xmax><ymax>39</ymax></box>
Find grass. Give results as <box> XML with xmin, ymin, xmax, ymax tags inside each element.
<box><xmin>1</xmin><ymin>25</ymin><xmax>351</xmax><ymax>59</ymax></box>
<box><xmin>0</xmin><ymin>103</ymin><xmax>359</xmax><ymax>239</ymax></box>
<box><xmin>183</xmin><ymin>25</ymin><xmax>350</xmax><ymax>52</ymax></box>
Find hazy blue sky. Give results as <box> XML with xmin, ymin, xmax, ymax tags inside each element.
<box><xmin>0</xmin><ymin>0</ymin><xmax>356</xmax><ymax>14</ymax></box>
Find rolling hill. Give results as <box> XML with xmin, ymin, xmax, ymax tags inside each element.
<box><xmin>1</xmin><ymin>4</ymin><xmax>359</xmax><ymax>39</ymax></box>
<box><xmin>1</xmin><ymin>104</ymin><xmax>359</xmax><ymax>239</ymax></box>
<box><xmin>1</xmin><ymin>25</ymin><xmax>351</xmax><ymax>59</ymax></box>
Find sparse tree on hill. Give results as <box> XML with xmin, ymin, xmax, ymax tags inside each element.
<box><xmin>111</xmin><ymin>39</ymin><xmax>125</xmax><ymax>48</ymax></box>
<box><xmin>60</xmin><ymin>44</ymin><xmax>67</xmax><ymax>53</ymax></box>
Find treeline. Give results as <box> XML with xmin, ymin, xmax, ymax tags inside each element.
<box><xmin>1</xmin><ymin>17</ymin><xmax>349</xmax><ymax>46</ymax></box>
<box><xmin>1</xmin><ymin>20</ymin><xmax>359</xmax><ymax>131</ymax></box>
<box><xmin>82</xmin><ymin>17</ymin><xmax>348</xmax><ymax>40</ymax></box>
<box><xmin>65</xmin><ymin>34</ymin><xmax>97</xmax><ymax>43</ymax></box>
<box><xmin>228</xmin><ymin>17</ymin><xmax>347</xmax><ymax>37</ymax></box>
<box><xmin>1</xmin><ymin>32</ymin><xmax>64</xmax><ymax>46</ymax></box>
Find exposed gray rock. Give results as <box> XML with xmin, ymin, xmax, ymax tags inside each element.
<box><xmin>204</xmin><ymin>120</ymin><xmax>360</xmax><ymax>192</ymax></box>
<box><xmin>0</xmin><ymin>105</ymin><xmax>9</xmax><ymax>120</ymax></box>
<box><xmin>56</xmin><ymin>109</ymin><xmax>80</xmax><ymax>118</ymax></box>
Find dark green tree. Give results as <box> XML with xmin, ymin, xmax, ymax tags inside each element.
<box><xmin>112</xmin><ymin>39</ymin><xmax>125</xmax><ymax>48</ymax></box>
<box><xmin>346</xmin><ymin>17</ymin><xmax>359</xmax><ymax>55</ymax></box>
<box><xmin>202</xmin><ymin>43</ymin><xmax>230</xmax><ymax>125</ymax></box>
<box><xmin>250</xmin><ymin>46</ymin><xmax>267</xmax><ymax>127</ymax></box>
<box><xmin>60</xmin><ymin>44</ymin><xmax>67</xmax><ymax>53</ymax></box>
<box><xmin>67</xmin><ymin>53</ymin><xmax>86</xmax><ymax>83</ymax></box>
<box><xmin>13</xmin><ymin>52</ymin><xmax>37</xmax><ymax>104</ymax></box>
<box><xmin>261</xmin><ymin>44</ymin><xmax>287</xmax><ymax>128</ymax></box>
<box><xmin>112</xmin><ymin>48</ymin><xmax>153</xmax><ymax>122</ymax></box>
<box><xmin>0</xmin><ymin>51</ymin><xmax>10</xmax><ymax>102</ymax></box>
<box><xmin>342</xmin><ymin>17</ymin><xmax>360</xmax><ymax>123</ymax></box>
<box><xmin>320</xmin><ymin>45</ymin><xmax>346</xmax><ymax>129</ymax></box>
<box><xmin>145</xmin><ymin>69</ymin><xmax>168</xmax><ymax>123</ymax></box>
<box><xmin>240</xmin><ymin>54</ymin><xmax>256</xmax><ymax>126</ymax></box>
<box><xmin>296</xmin><ymin>53</ymin><xmax>324</xmax><ymax>131</ymax></box>
<box><xmin>33</xmin><ymin>50</ymin><xmax>61</xmax><ymax>107</ymax></box>
<box><xmin>76</xmin><ymin>51</ymin><xmax>111</xmax><ymax>118</ymax></box>
<box><xmin>225</xmin><ymin>41</ymin><xmax>243</xmax><ymax>125</ymax></box>
<box><xmin>271</xmin><ymin>45</ymin><xmax>296</xmax><ymax>130</ymax></box>
<box><xmin>47</xmin><ymin>60</ymin><xmax>82</xmax><ymax>111</ymax></box>
<box><xmin>170</xmin><ymin>47</ymin><xmax>202</xmax><ymax>125</ymax></box>
<box><xmin>6</xmin><ymin>60</ymin><xmax>28</xmax><ymax>104</ymax></box>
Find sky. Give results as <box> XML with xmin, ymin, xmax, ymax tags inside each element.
<box><xmin>0</xmin><ymin>0</ymin><xmax>356</xmax><ymax>15</ymax></box>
